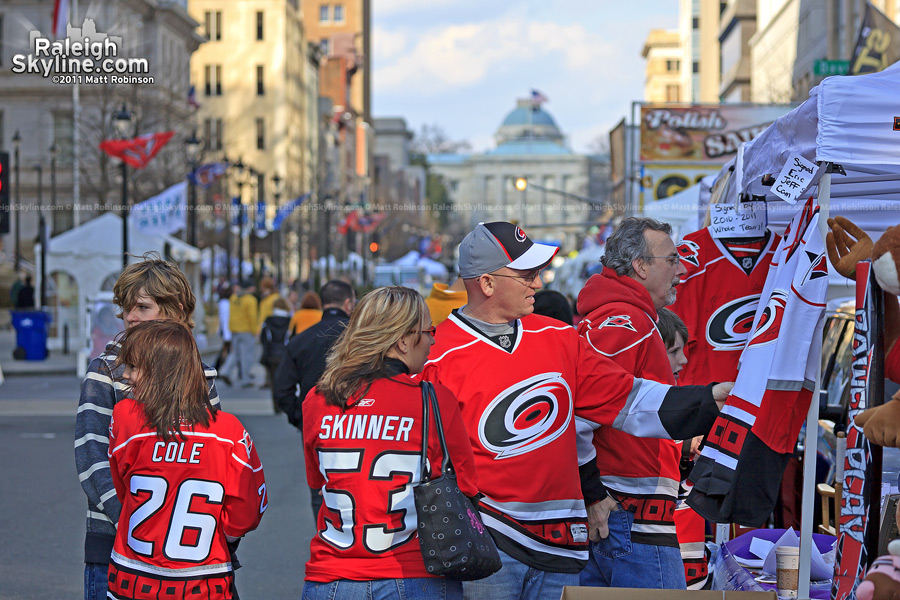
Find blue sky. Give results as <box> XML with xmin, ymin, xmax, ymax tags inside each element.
<box><xmin>372</xmin><ymin>0</ymin><xmax>678</xmax><ymax>153</ymax></box>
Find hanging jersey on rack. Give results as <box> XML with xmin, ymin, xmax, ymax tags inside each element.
<box><xmin>687</xmin><ymin>197</ymin><xmax>829</xmax><ymax>526</ymax></box>
<box><xmin>670</xmin><ymin>227</ymin><xmax>780</xmax><ymax>385</ymax></box>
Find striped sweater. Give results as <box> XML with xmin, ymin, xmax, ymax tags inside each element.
<box><xmin>74</xmin><ymin>340</ymin><xmax>220</xmax><ymax>564</ymax></box>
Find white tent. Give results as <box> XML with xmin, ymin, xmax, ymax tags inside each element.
<box><xmin>37</xmin><ymin>212</ymin><xmax>201</xmax><ymax>361</ymax></box>
<box><xmin>710</xmin><ymin>62</ymin><xmax>900</xmax><ymax>597</ymax></box>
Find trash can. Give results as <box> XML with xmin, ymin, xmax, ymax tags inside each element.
<box><xmin>10</xmin><ymin>310</ymin><xmax>52</xmax><ymax>361</ymax></box>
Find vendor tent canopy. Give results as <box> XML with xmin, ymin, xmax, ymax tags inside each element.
<box><xmin>709</xmin><ymin>61</ymin><xmax>900</xmax><ymax>598</ymax></box>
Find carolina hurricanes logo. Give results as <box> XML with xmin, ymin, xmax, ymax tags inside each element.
<box><xmin>515</xmin><ymin>227</ymin><xmax>527</xmax><ymax>242</ymax></box>
<box><xmin>599</xmin><ymin>315</ymin><xmax>637</xmax><ymax>332</ymax></box>
<box><xmin>706</xmin><ymin>295</ymin><xmax>761</xmax><ymax>350</ymax></box>
<box><xmin>239</xmin><ymin>430</ymin><xmax>253</xmax><ymax>458</ymax></box>
<box><xmin>676</xmin><ymin>240</ymin><xmax>700</xmax><ymax>268</ymax></box>
<box><xmin>747</xmin><ymin>290</ymin><xmax>788</xmax><ymax>348</ymax></box>
<box><xmin>478</xmin><ymin>373</ymin><xmax>573</xmax><ymax>459</ymax></box>
<box><xmin>801</xmin><ymin>251</ymin><xmax>828</xmax><ymax>285</ymax></box>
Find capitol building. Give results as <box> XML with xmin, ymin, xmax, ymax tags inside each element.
<box><xmin>428</xmin><ymin>98</ymin><xmax>609</xmax><ymax>251</ymax></box>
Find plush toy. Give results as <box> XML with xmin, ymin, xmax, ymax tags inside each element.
<box><xmin>826</xmin><ymin>217</ymin><xmax>900</xmax><ymax>446</ymax></box>
<box><xmin>856</xmin><ymin>539</ymin><xmax>900</xmax><ymax>600</ymax></box>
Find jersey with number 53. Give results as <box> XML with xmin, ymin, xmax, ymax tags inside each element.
<box><xmin>302</xmin><ymin>373</ymin><xmax>478</xmax><ymax>582</ymax></box>
<box><xmin>108</xmin><ymin>399</ymin><xmax>266</xmax><ymax>600</ymax></box>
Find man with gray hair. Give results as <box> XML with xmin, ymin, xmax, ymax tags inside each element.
<box><xmin>575</xmin><ymin>216</ymin><xmax>700</xmax><ymax>590</ymax></box>
<box><xmin>420</xmin><ymin>221</ymin><xmax>729</xmax><ymax>600</ymax></box>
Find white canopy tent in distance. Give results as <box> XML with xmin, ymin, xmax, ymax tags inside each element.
<box><xmin>709</xmin><ymin>61</ymin><xmax>900</xmax><ymax>599</ymax></box>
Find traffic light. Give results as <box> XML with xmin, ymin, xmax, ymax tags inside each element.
<box><xmin>369</xmin><ymin>232</ymin><xmax>380</xmax><ymax>255</ymax></box>
<box><xmin>0</xmin><ymin>152</ymin><xmax>9</xmax><ymax>235</ymax></box>
<box><xmin>369</xmin><ymin>241</ymin><xmax>380</xmax><ymax>253</ymax></box>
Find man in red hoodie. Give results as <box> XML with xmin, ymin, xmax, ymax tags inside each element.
<box><xmin>576</xmin><ymin>217</ymin><xmax>691</xmax><ymax>589</ymax></box>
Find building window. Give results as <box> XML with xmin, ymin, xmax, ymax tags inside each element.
<box><xmin>204</xmin><ymin>118</ymin><xmax>223</xmax><ymax>151</ymax></box>
<box><xmin>256</xmin><ymin>65</ymin><xmax>264</xmax><ymax>96</ymax></box>
<box><xmin>256</xmin><ymin>11</ymin><xmax>264</xmax><ymax>40</ymax></box>
<box><xmin>204</xmin><ymin>64</ymin><xmax>222</xmax><ymax>95</ymax></box>
<box><xmin>333</xmin><ymin>4</ymin><xmax>344</xmax><ymax>22</ymax></box>
<box><xmin>692</xmin><ymin>16</ymin><xmax>699</xmax><ymax>29</ymax></box>
<box><xmin>319</xmin><ymin>4</ymin><xmax>330</xmax><ymax>22</ymax></box>
<box><xmin>692</xmin><ymin>61</ymin><xmax>699</xmax><ymax>74</ymax></box>
<box><xmin>204</xmin><ymin>11</ymin><xmax>221</xmax><ymax>41</ymax></box>
<box><xmin>665</xmin><ymin>84</ymin><xmax>680</xmax><ymax>102</ymax></box>
<box><xmin>256</xmin><ymin>117</ymin><xmax>265</xmax><ymax>150</ymax></box>
<box><xmin>319</xmin><ymin>38</ymin><xmax>331</xmax><ymax>55</ymax></box>
<box><xmin>0</xmin><ymin>15</ymin><xmax>4</xmax><ymax>66</ymax></box>
<box><xmin>666</xmin><ymin>59</ymin><xmax>680</xmax><ymax>72</ymax></box>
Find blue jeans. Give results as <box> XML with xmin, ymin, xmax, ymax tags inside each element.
<box><xmin>463</xmin><ymin>548</ymin><xmax>579</xmax><ymax>600</ymax></box>
<box><xmin>84</xmin><ymin>562</ymin><xmax>108</xmax><ymax>600</ymax></box>
<box><xmin>579</xmin><ymin>507</ymin><xmax>686</xmax><ymax>589</ymax></box>
<box><xmin>302</xmin><ymin>578</ymin><xmax>462</xmax><ymax>600</ymax></box>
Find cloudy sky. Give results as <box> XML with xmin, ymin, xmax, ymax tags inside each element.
<box><xmin>372</xmin><ymin>0</ymin><xmax>678</xmax><ymax>153</ymax></box>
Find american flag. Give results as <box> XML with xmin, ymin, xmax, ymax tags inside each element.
<box><xmin>531</xmin><ymin>89</ymin><xmax>549</xmax><ymax>106</ymax></box>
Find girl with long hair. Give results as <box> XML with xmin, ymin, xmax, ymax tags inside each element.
<box><xmin>302</xmin><ymin>287</ymin><xmax>479</xmax><ymax>600</ymax></box>
<box><xmin>106</xmin><ymin>320</ymin><xmax>266</xmax><ymax>600</ymax></box>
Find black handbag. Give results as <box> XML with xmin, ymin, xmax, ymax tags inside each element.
<box><xmin>414</xmin><ymin>382</ymin><xmax>502</xmax><ymax>581</ymax></box>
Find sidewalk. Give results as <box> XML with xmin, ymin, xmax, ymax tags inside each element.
<box><xmin>0</xmin><ymin>325</ymin><xmax>225</xmax><ymax>377</ymax></box>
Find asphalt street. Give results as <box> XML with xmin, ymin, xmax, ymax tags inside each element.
<box><xmin>0</xmin><ymin>375</ymin><xmax>315</xmax><ymax>600</ymax></box>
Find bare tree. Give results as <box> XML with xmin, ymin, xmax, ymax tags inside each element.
<box><xmin>409</xmin><ymin>123</ymin><xmax>471</xmax><ymax>155</ymax></box>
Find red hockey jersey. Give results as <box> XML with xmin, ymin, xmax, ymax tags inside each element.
<box><xmin>303</xmin><ymin>374</ymin><xmax>478</xmax><ymax>582</ymax></box>
<box><xmin>669</xmin><ymin>227</ymin><xmax>779</xmax><ymax>385</ymax></box>
<box><xmin>576</xmin><ymin>267</ymin><xmax>682</xmax><ymax>548</ymax></box>
<box><xmin>107</xmin><ymin>400</ymin><xmax>266</xmax><ymax>600</ymax></box>
<box><xmin>419</xmin><ymin>311</ymin><xmax>684</xmax><ymax>573</ymax></box>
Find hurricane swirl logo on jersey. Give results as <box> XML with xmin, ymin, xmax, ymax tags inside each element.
<box><xmin>746</xmin><ymin>290</ymin><xmax>788</xmax><ymax>348</ymax></box>
<box><xmin>706</xmin><ymin>295</ymin><xmax>760</xmax><ymax>349</ymax></box>
<box><xmin>677</xmin><ymin>240</ymin><xmax>701</xmax><ymax>268</ymax></box>
<box><xmin>598</xmin><ymin>315</ymin><xmax>637</xmax><ymax>332</ymax></box>
<box><xmin>478</xmin><ymin>373</ymin><xmax>573</xmax><ymax>459</ymax></box>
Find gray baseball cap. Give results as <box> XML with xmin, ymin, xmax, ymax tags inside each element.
<box><xmin>458</xmin><ymin>222</ymin><xmax>559</xmax><ymax>279</ymax></box>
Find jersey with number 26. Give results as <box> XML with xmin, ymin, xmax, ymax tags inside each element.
<box><xmin>108</xmin><ymin>400</ymin><xmax>266</xmax><ymax>600</ymax></box>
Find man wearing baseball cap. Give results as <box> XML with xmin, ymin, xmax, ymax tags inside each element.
<box><xmin>418</xmin><ymin>221</ymin><xmax>731</xmax><ymax>600</ymax></box>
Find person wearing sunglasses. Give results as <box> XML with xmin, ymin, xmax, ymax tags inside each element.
<box><xmin>301</xmin><ymin>286</ymin><xmax>478</xmax><ymax>600</ymax></box>
<box><xmin>418</xmin><ymin>221</ymin><xmax>731</xmax><ymax>600</ymax></box>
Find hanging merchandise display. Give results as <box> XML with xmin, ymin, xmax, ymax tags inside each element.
<box><xmin>670</xmin><ymin>226</ymin><xmax>780</xmax><ymax>386</ymax></box>
<box><xmin>832</xmin><ymin>262</ymin><xmax>885</xmax><ymax>600</ymax></box>
<box><xmin>687</xmin><ymin>196</ymin><xmax>829</xmax><ymax>526</ymax></box>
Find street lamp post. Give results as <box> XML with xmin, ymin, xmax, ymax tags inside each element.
<box><xmin>49</xmin><ymin>144</ymin><xmax>57</xmax><ymax>235</ymax></box>
<box><xmin>114</xmin><ymin>104</ymin><xmax>133</xmax><ymax>269</ymax></box>
<box><xmin>185</xmin><ymin>130</ymin><xmax>202</xmax><ymax>247</ymax></box>
<box><xmin>12</xmin><ymin>130</ymin><xmax>21</xmax><ymax>272</ymax></box>
<box><xmin>234</xmin><ymin>159</ymin><xmax>246</xmax><ymax>280</ymax></box>
<box><xmin>34</xmin><ymin>164</ymin><xmax>47</xmax><ymax>308</ymax></box>
<box><xmin>271</xmin><ymin>173</ymin><xmax>283</xmax><ymax>286</ymax></box>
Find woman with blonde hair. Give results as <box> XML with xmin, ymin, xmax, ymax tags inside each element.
<box><xmin>302</xmin><ymin>286</ymin><xmax>479</xmax><ymax>600</ymax></box>
<box><xmin>106</xmin><ymin>320</ymin><xmax>266</xmax><ymax>600</ymax></box>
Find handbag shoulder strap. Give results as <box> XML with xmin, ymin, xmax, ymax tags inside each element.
<box><xmin>425</xmin><ymin>382</ymin><xmax>453</xmax><ymax>475</ymax></box>
<box><xmin>420</xmin><ymin>381</ymin><xmax>431</xmax><ymax>480</ymax></box>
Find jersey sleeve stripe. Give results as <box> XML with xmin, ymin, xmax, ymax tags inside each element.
<box><xmin>523</xmin><ymin>324</ymin><xmax>572</xmax><ymax>334</ymax></box>
<box><xmin>611</xmin><ymin>378</ymin><xmax>669</xmax><ymax>438</ymax></box>
<box><xmin>231</xmin><ymin>453</ymin><xmax>263</xmax><ymax>472</ymax></box>
<box><xmin>574</xmin><ymin>416</ymin><xmax>598</xmax><ymax>465</ymax></box>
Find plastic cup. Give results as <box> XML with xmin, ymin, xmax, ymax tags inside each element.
<box><xmin>775</xmin><ymin>545</ymin><xmax>800</xmax><ymax>599</ymax></box>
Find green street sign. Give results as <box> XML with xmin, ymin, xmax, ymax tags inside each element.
<box><xmin>814</xmin><ymin>59</ymin><xmax>850</xmax><ymax>76</ymax></box>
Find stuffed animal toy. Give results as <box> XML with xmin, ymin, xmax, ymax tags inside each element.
<box><xmin>827</xmin><ymin>217</ymin><xmax>900</xmax><ymax>446</ymax></box>
<box><xmin>856</xmin><ymin>539</ymin><xmax>900</xmax><ymax>600</ymax></box>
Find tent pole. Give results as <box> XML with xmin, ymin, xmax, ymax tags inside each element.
<box><xmin>797</xmin><ymin>167</ymin><xmax>832</xmax><ymax>599</ymax></box>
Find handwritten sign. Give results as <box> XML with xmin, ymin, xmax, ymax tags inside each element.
<box><xmin>772</xmin><ymin>154</ymin><xmax>817</xmax><ymax>204</ymax></box>
<box><xmin>709</xmin><ymin>202</ymin><xmax>767</xmax><ymax>238</ymax></box>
